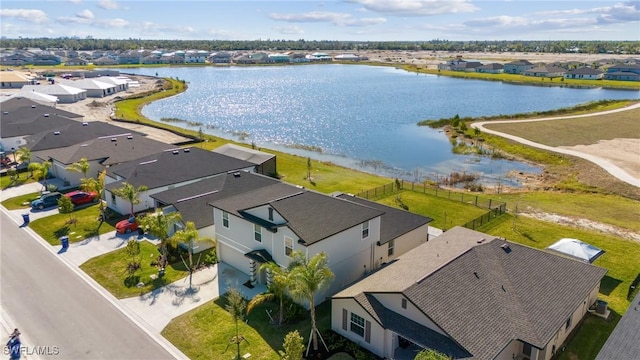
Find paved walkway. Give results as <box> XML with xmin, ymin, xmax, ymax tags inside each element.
<box><xmin>1</xmin><ymin>179</ymin><xmax>266</xmax><ymax>348</ymax></box>
<box><xmin>472</xmin><ymin>102</ymin><xmax>640</xmax><ymax>188</ymax></box>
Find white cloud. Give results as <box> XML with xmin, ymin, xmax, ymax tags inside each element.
<box><xmin>347</xmin><ymin>0</ymin><xmax>478</xmax><ymax>16</ymax></box>
<box><xmin>273</xmin><ymin>25</ymin><xmax>305</xmax><ymax>35</ymax></box>
<box><xmin>269</xmin><ymin>11</ymin><xmax>386</xmax><ymax>27</ymax></box>
<box><xmin>68</xmin><ymin>0</ymin><xmax>83</xmax><ymax>4</ymax></box>
<box><xmin>98</xmin><ymin>0</ymin><xmax>119</xmax><ymax>10</ymax></box>
<box><xmin>76</xmin><ymin>9</ymin><xmax>94</xmax><ymax>20</ymax></box>
<box><xmin>535</xmin><ymin>1</ymin><xmax>639</xmax><ymax>23</ymax></box>
<box><xmin>0</xmin><ymin>9</ymin><xmax>48</xmax><ymax>24</ymax></box>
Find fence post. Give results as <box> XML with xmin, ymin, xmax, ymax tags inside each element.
<box><xmin>489</xmin><ymin>199</ymin><xmax>492</xmax><ymax>209</ymax></box>
<box><xmin>475</xmin><ymin>196</ymin><xmax>478</xmax><ymax>207</ymax></box>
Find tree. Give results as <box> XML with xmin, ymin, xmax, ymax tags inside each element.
<box><xmin>247</xmin><ymin>262</ymin><xmax>292</xmax><ymax>325</ymax></box>
<box><xmin>169</xmin><ymin>221</ymin><xmax>210</xmax><ymax>289</ymax></box>
<box><xmin>81</xmin><ymin>170</ymin><xmax>107</xmax><ymax>222</ymax></box>
<box><xmin>57</xmin><ymin>196</ymin><xmax>75</xmax><ymax>224</ymax></box>
<box><xmin>28</xmin><ymin>160</ymin><xmax>52</xmax><ymax>190</ymax></box>
<box><xmin>66</xmin><ymin>157</ymin><xmax>91</xmax><ymax>180</ymax></box>
<box><xmin>288</xmin><ymin>251</ymin><xmax>335</xmax><ymax>355</ymax></box>
<box><xmin>225</xmin><ymin>286</ymin><xmax>248</xmax><ymax>360</ymax></box>
<box><xmin>306</xmin><ymin>157</ymin><xmax>312</xmax><ymax>181</ymax></box>
<box><xmin>414</xmin><ymin>349</ymin><xmax>452</xmax><ymax>360</ymax></box>
<box><xmin>112</xmin><ymin>182</ymin><xmax>148</xmax><ymax>216</ymax></box>
<box><xmin>279</xmin><ymin>330</ymin><xmax>304</xmax><ymax>360</ymax></box>
<box><xmin>125</xmin><ymin>238</ymin><xmax>141</xmax><ymax>275</ymax></box>
<box><xmin>138</xmin><ymin>209</ymin><xmax>182</xmax><ymax>268</ymax></box>
<box><xmin>15</xmin><ymin>147</ymin><xmax>31</xmax><ymax>179</ymax></box>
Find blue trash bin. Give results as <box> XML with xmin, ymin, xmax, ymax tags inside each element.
<box><xmin>60</xmin><ymin>236</ymin><xmax>69</xmax><ymax>249</ymax></box>
<box><xmin>22</xmin><ymin>213</ymin><xmax>30</xmax><ymax>224</ymax></box>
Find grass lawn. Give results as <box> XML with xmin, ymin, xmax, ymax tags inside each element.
<box><xmin>1</xmin><ymin>174</ymin><xmax>36</xmax><ymax>189</ymax></box>
<box><xmin>1</xmin><ymin>191</ymin><xmax>41</xmax><ymax>210</ymax></box>
<box><xmin>29</xmin><ymin>204</ymin><xmax>115</xmax><ymax>245</ymax></box>
<box><xmin>162</xmin><ymin>295</ymin><xmax>331</xmax><ymax>360</ymax></box>
<box><xmin>80</xmin><ymin>240</ymin><xmax>189</xmax><ymax>298</ymax></box>
<box><xmin>478</xmin><ymin>214</ymin><xmax>640</xmax><ymax>360</ymax></box>
<box><xmin>375</xmin><ymin>190</ymin><xmax>489</xmax><ymax>229</ymax></box>
<box><xmin>483</xmin><ymin>108</ymin><xmax>640</xmax><ymax>147</ymax></box>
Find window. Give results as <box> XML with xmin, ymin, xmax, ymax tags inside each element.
<box><xmin>350</xmin><ymin>313</ymin><xmax>365</xmax><ymax>337</ymax></box>
<box><xmin>285</xmin><ymin>236</ymin><xmax>293</xmax><ymax>257</ymax></box>
<box><xmin>565</xmin><ymin>317</ymin><xmax>571</xmax><ymax>330</ymax></box>
<box><xmin>254</xmin><ymin>224</ymin><xmax>262</xmax><ymax>242</ymax></box>
<box><xmin>268</xmin><ymin>207</ymin><xmax>274</xmax><ymax>221</ymax></box>
<box><xmin>401</xmin><ymin>298</ymin><xmax>407</xmax><ymax>309</ymax></box>
<box><xmin>111</xmin><ymin>192</ymin><xmax>116</xmax><ymax>205</ymax></box>
<box><xmin>222</xmin><ymin>211</ymin><xmax>229</xmax><ymax>228</ymax></box>
<box><xmin>362</xmin><ymin>221</ymin><xmax>369</xmax><ymax>239</ymax></box>
<box><xmin>388</xmin><ymin>239</ymin><xmax>395</xmax><ymax>256</ymax></box>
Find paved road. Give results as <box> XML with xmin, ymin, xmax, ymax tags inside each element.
<box><xmin>0</xmin><ymin>209</ymin><xmax>179</xmax><ymax>360</ymax></box>
<box><xmin>472</xmin><ymin>102</ymin><xmax>640</xmax><ymax>188</ymax></box>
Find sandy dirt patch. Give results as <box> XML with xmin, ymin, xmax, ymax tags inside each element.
<box><xmin>561</xmin><ymin>138</ymin><xmax>640</xmax><ymax>180</ymax></box>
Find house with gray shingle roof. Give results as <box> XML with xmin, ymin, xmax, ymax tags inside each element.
<box><xmin>104</xmin><ymin>147</ymin><xmax>255</xmax><ymax>216</ymax></box>
<box><xmin>523</xmin><ymin>65</ymin><xmax>566</xmax><ymax>78</ymax></box>
<box><xmin>595</xmin><ymin>291</ymin><xmax>640</xmax><ymax>360</ymax></box>
<box><xmin>476</xmin><ymin>63</ymin><xmax>504</xmax><ymax>74</ymax></box>
<box><xmin>563</xmin><ymin>67</ymin><xmax>603</xmax><ymax>80</ymax></box>
<box><xmin>504</xmin><ymin>59</ymin><xmax>535</xmax><ymax>74</ymax></box>
<box><xmin>332</xmin><ymin>227</ymin><xmax>607</xmax><ymax>359</ymax></box>
<box><xmin>210</xmin><ymin>185</ymin><xmax>432</xmax><ymax>303</ymax></box>
<box><xmin>21</xmin><ymin>83</ymin><xmax>87</xmax><ymax>103</ymax></box>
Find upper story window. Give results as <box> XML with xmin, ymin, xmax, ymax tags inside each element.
<box><xmin>401</xmin><ymin>298</ymin><xmax>407</xmax><ymax>309</ymax></box>
<box><xmin>350</xmin><ymin>313</ymin><xmax>365</xmax><ymax>337</ymax></box>
<box><xmin>388</xmin><ymin>239</ymin><xmax>395</xmax><ymax>257</ymax></box>
<box><xmin>222</xmin><ymin>211</ymin><xmax>229</xmax><ymax>228</ymax></box>
<box><xmin>268</xmin><ymin>207</ymin><xmax>274</xmax><ymax>221</ymax></box>
<box><xmin>254</xmin><ymin>224</ymin><xmax>262</xmax><ymax>242</ymax></box>
<box><xmin>285</xmin><ymin>236</ymin><xmax>293</xmax><ymax>257</ymax></box>
<box><xmin>362</xmin><ymin>221</ymin><xmax>369</xmax><ymax>239</ymax></box>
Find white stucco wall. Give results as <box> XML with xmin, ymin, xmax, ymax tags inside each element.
<box><xmin>373</xmin><ymin>224</ymin><xmax>429</xmax><ymax>270</ymax></box>
<box><xmin>0</xmin><ymin>136</ymin><xmax>26</xmax><ymax>153</ymax></box>
<box><xmin>331</xmin><ymin>298</ymin><xmax>386</xmax><ymax>357</ymax></box>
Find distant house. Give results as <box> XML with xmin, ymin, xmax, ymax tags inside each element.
<box><xmin>290</xmin><ymin>53</ymin><xmax>310</xmax><ymax>63</ymax></box>
<box><xmin>604</xmin><ymin>63</ymin><xmax>640</xmax><ymax>81</ymax></box>
<box><xmin>21</xmin><ymin>83</ymin><xmax>87</xmax><ymax>103</ymax></box>
<box><xmin>476</xmin><ymin>63</ymin><xmax>504</xmax><ymax>74</ymax></box>
<box><xmin>332</xmin><ymin>227</ymin><xmax>607</xmax><ymax>360</ymax></box>
<box><xmin>33</xmin><ymin>54</ymin><xmax>62</xmax><ymax>66</ymax></box>
<box><xmin>450</xmin><ymin>61</ymin><xmax>483</xmax><ymax>72</ymax></box>
<box><xmin>208</xmin><ymin>52</ymin><xmax>232</xmax><ymax>64</ymax></box>
<box><xmin>104</xmin><ymin>147</ymin><xmax>254</xmax><ymax>216</ymax></box>
<box><xmin>0</xmin><ymin>92</ymin><xmax>58</xmax><ymax>107</ymax></box>
<box><xmin>65</xmin><ymin>58</ymin><xmax>88</xmax><ymax>66</ymax></box>
<box><xmin>523</xmin><ymin>65</ymin><xmax>566</xmax><ymax>78</ymax></box>
<box><xmin>94</xmin><ymin>76</ymin><xmax>129</xmax><ymax>92</ymax></box>
<box><xmin>306</xmin><ymin>53</ymin><xmax>332</xmax><ymax>62</ymax></box>
<box><xmin>118</xmin><ymin>53</ymin><xmax>142</xmax><ymax>65</ymax></box>
<box><xmin>334</xmin><ymin>54</ymin><xmax>366</xmax><ymax>62</ymax></box>
<box><xmin>504</xmin><ymin>59</ymin><xmax>535</xmax><ymax>74</ymax></box>
<box><xmin>92</xmin><ymin>56</ymin><xmax>119</xmax><ymax>66</ymax></box>
<box><xmin>268</xmin><ymin>53</ymin><xmax>291</xmax><ymax>63</ymax></box>
<box><xmin>563</xmin><ymin>67</ymin><xmax>604</xmax><ymax>80</ymax></box>
<box><xmin>212</xmin><ymin>143</ymin><xmax>276</xmax><ymax>176</ymax></box>
<box><xmin>0</xmin><ymin>53</ymin><xmax>33</xmax><ymax>66</ymax></box>
<box><xmin>58</xmin><ymin>78</ymin><xmax>117</xmax><ymax>98</ymax></box>
<box><xmin>185</xmin><ymin>50</ymin><xmax>208</xmax><ymax>63</ymax></box>
<box><xmin>0</xmin><ymin>71</ymin><xmax>33</xmax><ymax>89</ymax></box>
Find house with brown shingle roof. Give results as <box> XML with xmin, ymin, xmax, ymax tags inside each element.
<box><xmin>332</xmin><ymin>227</ymin><xmax>606</xmax><ymax>359</ymax></box>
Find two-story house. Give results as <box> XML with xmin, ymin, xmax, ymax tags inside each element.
<box><xmin>504</xmin><ymin>59</ymin><xmax>535</xmax><ymax>74</ymax></box>
<box><xmin>332</xmin><ymin>226</ymin><xmax>607</xmax><ymax>360</ymax></box>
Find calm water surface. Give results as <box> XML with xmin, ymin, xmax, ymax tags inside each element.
<box><xmin>119</xmin><ymin>65</ymin><xmax>639</xmax><ymax>186</ymax></box>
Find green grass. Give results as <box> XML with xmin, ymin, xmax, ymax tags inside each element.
<box><xmin>29</xmin><ymin>204</ymin><xmax>115</xmax><ymax>245</ymax></box>
<box><xmin>80</xmin><ymin>241</ymin><xmax>189</xmax><ymax>298</ymax></box>
<box><xmin>559</xmin><ymin>313</ymin><xmax>620</xmax><ymax>360</ymax></box>
<box><xmin>162</xmin><ymin>295</ymin><xmax>331</xmax><ymax>360</ymax></box>
<box><xmin>1</xmin><ymin>191</ymin><xmax>41</xmax><ymax>210</ymax></box>
<box><xmin>484</xmin><ymin>108</ymin><xmax>640</xmax><ymax>147</ymax></box>
<box><xmin>376</xmin><ymin>190</ymin><xmax>489</xmax><ymax>229</ymax></box>
<box><xmin>1</xmin><ymin>174</ymin><xmax>36</xmax><ymax>189</ymax></box>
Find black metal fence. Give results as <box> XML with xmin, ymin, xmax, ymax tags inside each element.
<box><xmin>355</xmin><ymin>180</ymin><xmax>507</xmax><ymax>230</ymax></box>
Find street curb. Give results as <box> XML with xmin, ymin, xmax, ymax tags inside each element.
<box><xmin>0</xmin><ymin>205</ymin><xmax>189</xmax><ymax>360</ymax></box>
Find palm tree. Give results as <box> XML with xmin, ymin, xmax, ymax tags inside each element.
<box><xmin>112</xmin><ymin>182</ymin><xmax>148</xmax><ymax>216</ymax></box>
<box><xmin>28</xmin><ymin>160</ymin><xmax>52</xmax><ymax>191</ymax></box>
<box><xmin>170</xmin><ymin>221</ymin><xmax>214</xmax><ymax>288</ymax></box>
<box><xmin>15</xmin><ymin>147</ymin><xmax>31</xmax><ymax>179</ymax></box>
<box><xmin>66</xmin><ymin>157</ymin><xmax>91</xmax><ymax>181</ymax></box>
<box><xmin>247</xmin><ymin>262</ymin><xmax>292</xmax><ymax>325</ymax></box>
<box><xmin>81</xmin><ymin>170</ymin><xmax>107</xmax><ymax>222</ymax></box>
<box><xmin>138</xmin><ymin>209</ymin><xmax>182</xmax><ymax>268</ymax></box>
<box><xmin>288</xmin><ymin>251</ymin><xmax>334</xmax><ymax>355</ymax></box>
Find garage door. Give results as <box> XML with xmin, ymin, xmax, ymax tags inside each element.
<box><xmin>218</xmin><ymin>241</ymin><xmax>251</xmax><ymax>275</ymax></box>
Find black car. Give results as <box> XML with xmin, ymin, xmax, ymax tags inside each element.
<box><xmin>31</xmin><ymin>192</ymin><xmax>63</xmax><ymax>210</ymax></box>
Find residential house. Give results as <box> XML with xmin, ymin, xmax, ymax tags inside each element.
<box><xmin>93</xmin><ymin>76</ymin><xmax>129</xmax><ymax>92</ymax></box>
<box><xmin>150</xmin><ymin>171</ymin><xmax>282</xmax><ymax>240</ymax></box>
<box><xmin>604</xmin><ymin>63</ymin><xmax>640</xmax><ymax>81</ymax></box>
<box><xmin>523</xmin><ymin>65</ymin><xmax>566</xmax><ymax>78</ymax></box>
<box><xmin>208</xmin><ymin>52</ymin><xmax>233</xmax><ymax>64</ymax></box>
<box><xmin>290</xmin><ymin>53</ymin><xmax>310</xmax><ymax>63</ymax></box>
<box><xmin>117</xmin><ymin>52</ymin><xmax>142</xmax><ymax>65</ymax></box>
<box><xmin>25</xmin><ymin>121</ymin><xmax>142</xmax><ymax>152</ymax></box>
<box><xmin>331</xmin><ymin>227</ymin><xmax>606</xmax><ymax>360</ymax></box>
<box><xmin>306</xmin><ymin>53</ymin><xmax>332</xmax><ymax>62</ymax></box>
<box><xmin>0</xmin><ymin>53</ymin><xmax>33</xmax><ymax>66</ymax></box>
<box><xmin>185</xmin><ymin>50</ymin><xmax>208</xmax><ymax>63</ymax></box>
<box><xmin>104</xmin><ymin>147</ymin><xmax>254</xmax><ymax>216</ymax></box>
<box><xmin>476</xmin><ymin>63</ymin><xmax>504</xmax><ymax>74</ymax></box>
<box><xmin>65</xmin><ymin>58</ymin><xmax>88</xmax><ymax>66</ymax></box>
<box><xmin>0</xmin><ymin>71</ymin><xmax>33</xmax><ymax>89</ymax></box>
<box><xmin>32</xmin><ymin>54</ymin><xmax>62</xmax><ymax>66</ymax></box>
<box><xmin>504</xmin><ymin>59</ymin><xmax>535</xmax><ymax>74</ymax></box>
<box><xmin>93</xmin><ymin>56</ymin><xmax>119</xmax><ymax>66</ymax></box>
<box><xmin>21</xmin><ymin>83</ymin><xmax>87</xmax><ymax>103</ymax></box>
<box><xmin>334</xmin><ymin>54</ymin><xmax>367</xmax><ymax>62</ymax></box>
<box><xmin>268</xmin><ymin>53</ymin><xmax>291</xmax><ymax>63</ymax></box>
<box><xmin>0</xmin><ymin>98</ymin><xmax>82</xmax><ymax>151</ymax></box>
<box><xmin>563</xmin><ymin>67</ymin><xmax>604</xmax><ymax>80</ymax></box>
<box><xmin>450</xmin><ymin>61</ymin><xmax>483</xmax><ymax>72</ymax></box>
<box><xmin>142</xmin><ymin>56</ymin><xmax>165</xmax><ymax>65</ymax></box>
<box><xmin>34</xmin><ymin>133</ymin><xmax>173</xmax><ymax>188</ymax></box>
<box><xmin>595</xmin><ymin>291</ymin><xmax>640</xmax><ymax>360</ymax></box>
<box><xmin>210</xmin><ymin>186</ymin><xmax>432</xmax><ymax>303</ymax></box>
<box><xmin>212</xmin><ymin>143</ymin><xmax>277</xmax><ymax>176</ymax></box>
<box><xmin>159</xmin><ymin>54</ymin><xmax>185</xmax><ymax>64</ymax></box>
<box><xmin>0</xmin><ymin>92</ymin><xmax>58</xmax><ymax>107</ymax></box>
<box><xmin>58</xmin><ymin>78</ymin><xmax>117</xmax><ymax>98</ymax></box>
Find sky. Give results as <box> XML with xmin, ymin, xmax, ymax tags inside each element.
<box><xmin>1</xmin><ymin>0</ymin><xmax>639</xmax><ymax>42</ymax></box>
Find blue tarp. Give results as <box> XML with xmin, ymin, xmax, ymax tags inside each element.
<box><xmin>547</xmin><ymin>238</ymin><xmax>605</xmax><ymax>263</ymax></box>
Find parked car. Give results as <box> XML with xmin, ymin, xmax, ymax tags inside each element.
<box><xmin>31</xmin><ymin>192</ymin><xmax>63</xmax><ymax>210</ymax></box>
<box><xmin>116</xmin><ymin>216</ymin><xmax>141</xmax><ymax>234</ymax></box>
<box><xmin>65</xmin><ymin>191</ymin><xmax>98</xmax><ymax>206</ymax></box>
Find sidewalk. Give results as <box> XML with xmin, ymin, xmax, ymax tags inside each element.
<box><xmin>1</xmin><ymin>180</ymin><xmax>265</xmax><ymax>353</ymax></box>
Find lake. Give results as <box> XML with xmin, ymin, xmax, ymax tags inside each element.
<box><xmin>117</xmin><ymin>65</ymin><xmax>639</xmax><ymax>186</ymax></box>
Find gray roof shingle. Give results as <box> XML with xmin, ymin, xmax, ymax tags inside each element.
<box><xmin>595</xmin><ymin>291</ymin><xmax>640</xmax><ymax>360</ymax></box>
<box><xmin>25</xmin><ymin>121</ymin><xmax>143</xmax><ymax>151</ymax></box>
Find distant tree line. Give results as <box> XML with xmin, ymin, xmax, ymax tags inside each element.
<box><xmin>1</xmin><ymin>37</ymin><xmax>638</xmax><ymax>54</ymax></box>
